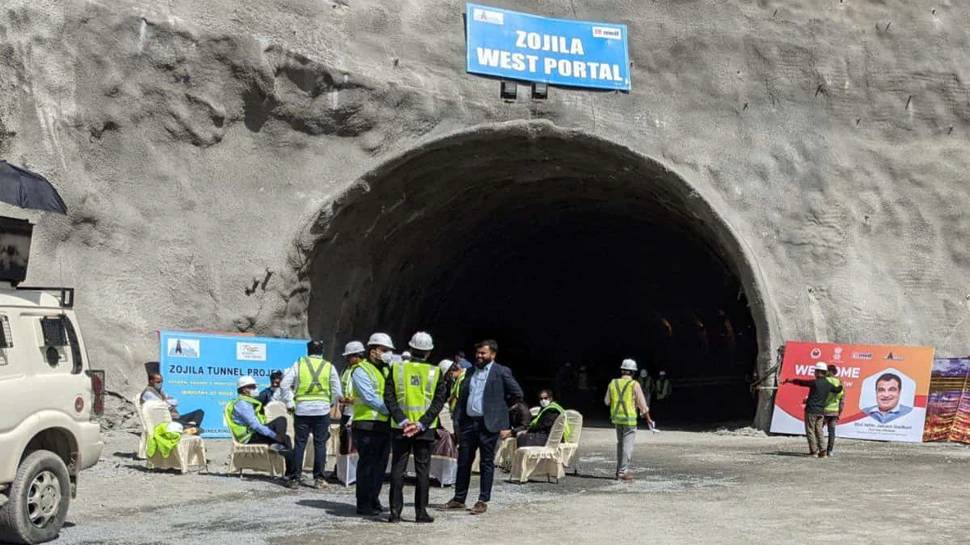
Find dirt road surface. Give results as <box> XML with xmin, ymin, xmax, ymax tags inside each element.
<box><xmin>55</xmin><ymin>428</ymin><xmax>970</xmax><ymax>545</ymax></box>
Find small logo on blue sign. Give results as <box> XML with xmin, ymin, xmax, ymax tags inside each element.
<box><xmin>167</xmin><ymin>338</ymin><xmax>200</xmax><ymax>358</ymax></box>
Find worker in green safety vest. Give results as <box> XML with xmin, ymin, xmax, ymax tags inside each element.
<box><xmin>384</xmin><ymin>331</ymin><xmax>451</xmax><ymax>523</ymax></box>
<box><xmin>280</xmin><ymin>340</ymin><xmax>343</xmax><ymax>489</ymax></box>
<box><xmin>338</xmin><ymin>340</ymin><xmax>366</xmax><ymax>455</ymax></box>
<box><xmin>351</xmin><ymin>332</ymin><xmax>394</xmax><ymax>517</ymax></box>
<box><xmin>515</xmin><ymin>389</ymin><xmax>569</xmax><ymax>447</ymax></box>
<box><xmin>604</xmin><ymin>359</ymin><xmax>649</xmax><ymax>481</ymax></box>
<box><xmin>226</xmin><ymin>376</ymin><xmax>294</xmax><ymax>478</ymax></box>
<box><xmin>823</xmin><ymin>364</ymin><xmax>845</xmax><ymax>456</ymax></box>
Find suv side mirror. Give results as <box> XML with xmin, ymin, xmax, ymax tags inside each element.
<box><xmin>45</xmin><ymin>345</ymin><xmax>59</xmax><ymax>367</ymax></box>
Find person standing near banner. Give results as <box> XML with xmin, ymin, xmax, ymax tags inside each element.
<box><xmin>352</xmin><ymin>332</ymin><xmax>395</xmax><ymax>516</ymax></box>
<box><xmin>783</xmin><ymin>362</ymin><xmax>843</xmax><ymax>458</ymax></box>
<box><xmin>281</xmin><ymin>339</ymin><xmax>343</xmax><ymax>488</ymax></box>
<box><xmin>824</xmin><ymin>364</ymin><xmax>844</xmax><ymax>456</ymax></box>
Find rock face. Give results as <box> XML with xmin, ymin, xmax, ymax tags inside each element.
<box><xmin>1</xmin><ymin>0</ymin><xmax>968</xmax><ymax>427</ymax></box>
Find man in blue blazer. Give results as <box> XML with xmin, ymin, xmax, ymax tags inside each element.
<box><xmin>442</xmin><ymin>339</ymin><xmax>523</xmax><ymax>515</ymax></box>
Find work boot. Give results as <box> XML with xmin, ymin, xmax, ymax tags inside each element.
<box><xmin>817</xmin><ymin>452</ymin><xmax>827</xmax><ymax>459</ymax></box>
<box><xmin>415</xmin><ymin>512</ymin><xmax>435</xmax><ymax>523</ymax></box>
<box><xmin>620</xmin><ymin>472</ymin><xmax>635</xmax><ymax>481</ymax></box>
<box><xmin>386</xmin><ymin>514</ymin><xmax>402</xmax><ymax>523</ymax></box>
<box><xmin>314</xmin><ymin>478</ymin><xmax>328</xmax><ymax>489</ymax></box>
<box><xmin>440</xmin><ymin>499</ymin><xmax>465</xmax><ymax>510</ymax></box>
<box><xmin>283</xmin><ymin>477</ymin><xmax>300</xmax><ymax>489</ymax></box>
<box><xmin>470</xmin><ymin>501</ymin><xmax>488</xmax><ymax>515</ymax></box>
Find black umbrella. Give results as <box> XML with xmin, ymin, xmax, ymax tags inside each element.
<box><xmin>0</xmin><ymin>160</ymin><xmax>68</xmax><ymax>214</ymax></box>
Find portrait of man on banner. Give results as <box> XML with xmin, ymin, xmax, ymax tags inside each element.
<box><xmin>858</xmin><ymin>368</ymin><xmax>915</xmax><ymax>425</ymax></box>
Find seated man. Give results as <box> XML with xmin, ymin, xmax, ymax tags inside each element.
<box><xmin>516</xmin><ymin>389</ymin><xmax>566</xmax><ymax>447</ymax></box>
<box><xmin>226</xmin><ymin>376</ymin><xmax>295</xmax><ymax>475</ymax></box>
<box><xmin>141</xmin><ymin>370</ymin><xmax>205</xmax><ymax>430</ymax></box>
<box><xmin>257</xmin><ymin>370</ymin><xmax>286</xmax><ymax>406</ymax></box>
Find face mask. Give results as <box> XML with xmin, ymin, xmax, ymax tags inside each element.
<box><xmin>380</xmin><ymin>351</ymin><xmax>394</xmax><ymax>364</ymax></box>
<box><xmin>539</xmin><ymin>399</ymin><xmax>550</xmax><ymax>408</ymax></box>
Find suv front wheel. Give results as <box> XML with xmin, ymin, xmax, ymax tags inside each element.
<box><xmin>0</xmin><ymin>450</ymin><xmax>71</xmax><ymax>544</ymax></box>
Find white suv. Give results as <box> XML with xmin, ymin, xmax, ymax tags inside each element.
<box><xmin>0</xmin><ymin>282</ymin><xmax>104</xmax><ymax>544</ymax></box>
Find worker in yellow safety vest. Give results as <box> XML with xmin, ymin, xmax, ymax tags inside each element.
<box><xmin>351</xmin><ymin>332</ymin><xmax>394</xmax><ymax>516</ymax></box>
<box><xmin>280</xmin><ymin>340</ymin><xmax>342</xmax><ymax>489</ymax></box>
<box><xmin>823</xmin><ymin>364</ymin><xmax>844</xmax><ymax>456</ymax></box>
<box><xmin>339</xmin><ymin>340</ymin><xmax>366</xmax><ymax>454</ymax></box>
<box><xmin>385</xmin><ymin>331</ymin><xmax>451</xmax><ymax>523</ymax></box>
<box><xmin>516</xmin><ymin>389</ymin><xmax>569</xmax><ymax>447</ymax></box>
<box><xmin>226</xmin><ymin>375</ymin><xmax>294</xmax><ymax>480</ymax></box>
<box><xmin>604</xmin><ymin>359</ymin><xmax>649</xmax><ymax>481</ymax></box>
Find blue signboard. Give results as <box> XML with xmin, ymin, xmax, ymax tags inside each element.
<box><xmin>159</xmin><ymin>331</ymin><xmax>308</xmax><ymax>438</ymax></box>
<box><xmin>465</xmin><ymin>3</ymin><xmax>630</xmax><ymax>91</ymax></box>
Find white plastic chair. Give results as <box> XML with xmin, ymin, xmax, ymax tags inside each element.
<box><xmin>225</xmin><ymin>401</ymin><xmax>287</xmax><ymax>477</ymax></box>
<box><xmin>558</xmin><ymin>410</ymin><xmax>584</xmax><ymax>474</ymax></box>
<box><xmin>141</xmin><ymin>401</ymin><xmax>208</xmax><ymax>473</ymax></box>
<box><xmin>495</xmin><ymin>436</ymin><xmax>517</xmax><ymax>472</ymax></box>
<box><xmin>509</xmin><ymin>414</ymin><xmax>566</xmax><ymax>483</ymax></box>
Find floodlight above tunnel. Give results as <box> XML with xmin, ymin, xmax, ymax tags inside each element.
<box><xmin>500</xmin><ymin>80</ymin><xmax>517</xmax><ymax>100</ymax></box>
<box><xmin>531</xmin><ymin>82</ymin><xmax>548</xmax><ymax>100</ymax></box>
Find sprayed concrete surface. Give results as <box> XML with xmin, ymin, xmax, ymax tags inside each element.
<box><xmin>56</xmin><ymin>428</ymin><xmax>970</xmax><ymax>545</ymax></box>
<box><xmin>2</xmin><ymin>0</ymin><xmax>970</xmax><ymax>428</ymax></box>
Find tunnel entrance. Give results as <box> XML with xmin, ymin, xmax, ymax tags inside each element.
<box><xmin>305</xmin><ymin>122</ymin><xmax>769</xmax><ymax>426</ymax></box>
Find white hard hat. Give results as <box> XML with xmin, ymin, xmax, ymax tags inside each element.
<box><xmin>367</xmin><ymin>332</ymin><xmax>395</xmax><ymax>350</ymax></box>
<box><xmin>237</xmin><ymin>376</ymin><xmax>257</xmax><ymax>390</ymax></box>
<box><xmin>814</xmin><ymin>362</ymin><xmax>829</xmax><ymax>371</ymax></box>
<box><xmin>401</xmin><ymin>351</ymin><xmax>412</xmax><ymax>361</ymax></box>
<box><xmin>408</xmin><ymin>331</ymin><xmax>434</xmax><ymax>351</ymax></box>
<box><xmin>620</xmin><ymin>359</ymin><xmax>638</xmax><ymax>372</ymax></box>
<box><xmin>342</xmin><ymin>340</ymin><xmax>365</xmax><ymax>356</ymax></box>
<box><xmin>438</xmin><ymin>359</ymin><xmax>455</xmax><ymax>374</ymax></box>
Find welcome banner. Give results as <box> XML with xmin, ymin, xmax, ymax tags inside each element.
<box><xmin>770</xmin><ymin>341</ymin><xmax>934</xmax><ymax>443</ymax></box>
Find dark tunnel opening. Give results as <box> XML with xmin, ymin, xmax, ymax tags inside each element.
<box><xmin>305</xmin><ymin>122</ymin><xmax>767</xmax><ymax>427</ymax></box>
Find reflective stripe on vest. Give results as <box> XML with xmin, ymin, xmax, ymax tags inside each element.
<box><xmin>225</xmin><ymin>396</ymin><xmax>264</xmax><ymax>443</ymax></box>
<box><xmin>391</xmin><ymin>360</ymin><xmax>441</xmax><ymax>429</ymax></box>
<box><xmin>295</xmin><ymin>356</ymin><xmax>333</xmax><ymax>403</ymax></box>
<box><xmin>530</xmin><ymin>401</ymin><xmax>571</xmax><ymax>441</ymax></box>
<box><xmin>824</xmin><ymin>376</ymin><xmax>844</xmax><ymax>413</ymax></box>
<box><xmin>610</xmin><ymin>377</ymin><xmax>638</xmax><ymax>426</ymax></box>
<box><xmin>352</xmin><ymin>361</ymin><xmax>390</xmax><ymax>423</ymax></box>
<box><xmin>449</xmin><ymin>370</ymin><xmax>466</xmax><ymax>412</ymax></box>
<box><xmin>341</xmin><ymin>366</ymin><xmax>356</xmax><ymax>400</ymax></box>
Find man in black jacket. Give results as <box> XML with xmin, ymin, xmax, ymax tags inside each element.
<box><xmin>442</xmin><ymin>339</ymin><xmax>523</xmax><ymax>515</ymax></box>
<box><xmin>784</xmin><ymin>362</ymin><xmax>843</xmax><ymax>458</ymax></box>
<box><xmin>383</xmin><ymin>332</ymin><xmax>451</xmax><ymax>524</ymax></box>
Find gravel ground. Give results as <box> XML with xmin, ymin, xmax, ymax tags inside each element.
<box><xmin>54</xmin><ymin>427</ymin><xmax>970</xmax><ymax>545</ymax></box>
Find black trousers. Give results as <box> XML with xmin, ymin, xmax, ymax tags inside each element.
<box><xmin>516</xmin><ymin>431</ymin><xmax>549</xmax><ymax>448</ymax></box>
<box><xmin>355</xmin><ymin>428</ymin><xmax>390</xmax><ymax>511</ymax></box>
<box><xmin>453</xmin><ymin>417</ymin><xmax>499</xmax><ymax>503</ymax></box>
<box><xmin>339</xmin><ymin>414</ymin><xmax>353</xmax><ymax>455</ymax></box>
<box><xmin>289</xmin><ymin>414</ymin><xmax>330</xmax><ymax>480</ymax></box>
<box><xmin>175</xmin><ymin>409</ymin><xmax>204</xmax><ymax>428</ymax></box>
<box><xmin>249</xmin><ymin>416</ymin><xmax>294</xmax><ymax>473</ymax></box>
<box><xmin>389</xmin><ymin>434</ymin><xmax>432</xmax><ymax>518</ymax></box>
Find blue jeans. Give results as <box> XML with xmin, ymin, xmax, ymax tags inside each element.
<box><xmin>290</xmin><ymin>414</ymin><xmax>330</xmax><ymax>480</ymax></box>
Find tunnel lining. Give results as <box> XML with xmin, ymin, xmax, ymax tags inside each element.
<box><xmin>301</xmin><ymin>121</ymin><xmax>777</xmax><ymax>427</ymax></box>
